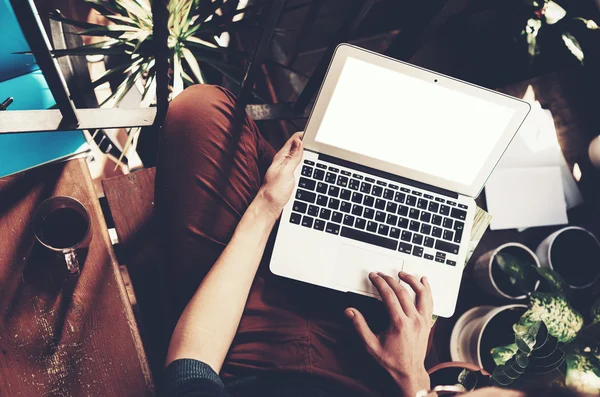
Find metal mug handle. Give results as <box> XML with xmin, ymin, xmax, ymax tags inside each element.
<box><xmin>64</xmin><ymin>250</ymin><xmax>81</xmax><ymax>276</ymax></box>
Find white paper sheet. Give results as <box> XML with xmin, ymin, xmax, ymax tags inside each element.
<box><xmin>486</xmin><ymin>167</ymin><xmax>568</xmax><ymax>230</ymax></box>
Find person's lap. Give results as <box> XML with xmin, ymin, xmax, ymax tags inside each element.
<box><xmin>155</xmin><ymin>85</ymin><xmax>391</xmax><ymax>395</ymax></box>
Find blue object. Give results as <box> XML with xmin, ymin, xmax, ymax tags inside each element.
<box><xmin>0</xmin><ymin>0</ymin><xmax>88</xmax><ymax>178</ymax></box>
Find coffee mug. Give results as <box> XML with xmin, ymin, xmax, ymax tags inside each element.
<box><xmin>32</xmin><ymin>196</ymin><xmax>91</xmax><ymax>275</ymax></box>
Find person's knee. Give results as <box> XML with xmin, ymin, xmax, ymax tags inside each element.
<box><xmin>164</xmin><ymin>84</ymin><xmax>237</xmax><ymax>138</ymax></box>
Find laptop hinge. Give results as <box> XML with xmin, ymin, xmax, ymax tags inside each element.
<box><xmin>317</xmin><ymin>153</ymin><xmax>459</xmax><ymax>199</ymax></box>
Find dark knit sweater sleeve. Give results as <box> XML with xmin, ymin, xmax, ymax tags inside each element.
<box><xmin>160</xmin><ymin>359</ymin><xmax>230</xmax><ymax>397</ymax></box>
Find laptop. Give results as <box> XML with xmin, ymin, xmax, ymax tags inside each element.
<box><xmin>270</xmin><ymin>44</ymin><xmax>530</xmax><ymax>317</ymax></box>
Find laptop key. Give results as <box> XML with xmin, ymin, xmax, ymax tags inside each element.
<box><xmin>316</xmin><ymin>163</ymin><xmax>327</xmax><ymax>169</ymax></box>
<box><xmin>317</xmin><ymin>194</ymin><xmax>328</xmax><ymax>206</ymax></box>
<box><xmin>337</xmin><ymin>176</ymin><xmax>349</xmax><ymax>188</ymax></box>
<box><xmin>447</xmin><ymin>201</ymin><xmax>457</xmax><ymax>206</ymax></box>
<box><xmin>458</xmin><ymin>204</ymin><xmax>468</xmax><ymax>209</ymax></box>
<box><xmin>389</xmin><ymin>184</ymin><xmax>399</xmax><ymax>190</ymax></box>
<box><xmin>296</xmin><ymin>189</ymin><xmax>316</xmax><ymax>203</ymax></box>
<box><xmin>432</xmin><ymin>214</ymin><xmax>442</xmax><ymax>226</ymax></box>
<box><xmin>293</xmin><ymin>201</ymin><xmax>307</xmax><ymax>213</ymax></box>
<box><xmin>317</xmin><ymin>182</ymin><xmax>328</xmax><ymax>194</ymax></box>
<box><xmin>398</xmin><ymin>242</ymin><xmax>412</xmax><ymax>254</ymax></box>
<box><xmin>397</xmin><ymin>217</ymin><xmax>409</xmax><ymax>229</ymax></box>
<box><xmin>299</xmin><ymin>177</ymin><xmax>316</xmax><ymax>191</ymax></box>
<box><xmin>355</xmin><ymin>218</ymin><xmax>366</xmax><ymax>230</ymax></box>
<box><xmin>302</xmin><ymin>216</ymin><xmax>314</xmax><ymax>228</ymax></box>
<box><xmin>424</xmin><ymin>253</ymin><xmax>434</xmax><ymax>260</ymax></box>
<box><xmin>412</xmin><ymin>233</ymin><xmax>423</xmax><ymax>245</ymax></box>
<box><xmin>325</xmin><ymin>172</ymin><xmax>337</xmax><ymax>184</ymax></box>
<box><xmin>364</xmin><ymin>208</ymin><xmax>375</xmax><ymax>219</ymax></box>
<box><xmin>341</xmin><ymin>170</ymin><xmax>351</xmax><ymax>176</ymax></box>
<box><xmin>412</xmin><ymin>191</ymin><xmax>422</xmax><ymax>197</ymax></box>
<box><xmin>313</xmin><ymin>169</ymin><xmax>325</xmax><ymax>181</ymax></box>
<box><xmin>328</xmin><ymin>198</ymin><xmax>340</xmax><ymax>210</ymax></box>
<box><xmin>353</xmin><ymin>174</ymin><xmax>363</xmax><ymax>180</ymax></box>
<box><xmin>394</xmin><ymin>192</ymin><xmax>406</xmax><ymax>204</ymax></box>
<box><xmin>435</xmin><ymin>240</ymin><xmax>459</xmax><ymax>255</ymax></box>
<box><xmin>417</xmin><ymin>199</ymin><xmax>428</xmax><ymax>209</ymax></box>
<box><xmin>434</xmin><ymin>197</ymin><xmax>445</xmax><ymax>203</ymax></box>
<box><xmin>386</xmin><ymin>214</ymin><xmax>398</xmax><ymax>226</ymax></box>
<box><xmin>328</xmin><ymin>185</ymin><xmax>340</xmax><ymax>197</ymax></box>
<box><xmin>343</xmin><ymin>214</ymin><xmax>355</xmax><ymax>226</ymax></box>
<box><xmin>319</xmin><ymin>208</ymin><xmax>331</xmax><ymax>220</ymax></box>
<box><xmin>365</xmin><ymin>177</ymin><xmax>376</xmax><ymax>183</ymax></box>
<box><xmin>435</xmin><ymin>256</ymin><xmax>445</xmax><ymax>263</ymax></box>
<box><xmin>332</xmin><ymin>211</ymin><xmax>343</xmax><ymax>223</ymax></box>
<box><xmin>420</xmin><ymin>212</ymin><xmax>431</xmax><ymax>223</ymax></box>
<box><xmin>325</xmin><ymin>222</ymin><xmax>340</xmax><ymax>235</ymax></box>
<box><xmin>401</xmin><ymin>231</ymin><xmax>412</xmax><ymax>241</ymax></box>
<box><xmin>375</xmin><ymin>199</ymin><xmax>386</xmax><ymax>210</ymax></box>
<box><xmin>301</xmin><ymin>166</ymin><xmax>313</xmax><ymax>177</ymax></box>
<box><xmin>397</xmin><ymin>205</ymin><xmax>408</xmax><ymax>217</ymax></box>
<box><xmin>372</xmin><ymin>186</ymin><xmax>383</xmax><ymax>197</ymax></box>
<box><xmin>420</xmin><ymin>224</ymin><xmax>432</xmax><ymax>235</ymax></box>
<box><xmin>328</xmin><ymin>167</ymin><xmax>339</xmax><ymax>173</ymax></box>
<box><xmin>400</xmin><ymin>187</ymin><xmax>410</xmax><ymax>193</ymax></box>
<box><xmin>406</xmin><ymin>195</ymin><xmax>417</xmax><ymax>206</ymax></box>
<box><xmin>352</xmin><ymin>204</ymin><xmax>363</xmax><ymax>216</ymax></box>
<box><xmin>341</xmin><ymin>227</ymin><xmax>397</xmax><ymax>251</ymax></box>
<box><xmin>424</xmin><ymin>236</ymin><xmax>434</xmax><ymax>248</ymax></box>
<box><xmin>428</xmin><ymin>202</ymin><xmax>439</xmax><ymax>213</ymax></box>
<box><xmin>446</xmin><ymin>259</ymin><xmax>457</xmax><ymax>266</ymax></box>
<box><xmin>304</xmin><ymin>160</ymin><xmax>315</xmax><ymax>165</ymax></box>
<box><xmin>440</xmin><ymin>205</ymin><xmax>450</xmax><ymax>215</ymax></box>
<box><xmin>409</xmin><ymin>220</ymin><xmax>420</xmax><ymax>232</ymax></box>
<box><xmin>351</xmin><ymin>192</ymin><xmax>363</xmax><ymax>203</ymax></box>
<box><xmin>340</xmin><ymin>189</ymin><xmax>352</xmax><ymax>201</ymax></box>
<box><xmin>390</xmin><ymin>227</ymin><xmax>401</xmax><ymax>239</ymax></box>
<box><xmin>409</xmin><ymin>208</ymin><xmax>420</xmax><ymax>219</ymax></box>
<box><xmin>424</xmin><ymin>194</ymin><xmax>434</xmax><ymax>199</ymax></box>
<box><xmin>432</xmin><ymin>227</ymin><xmax>443</xmax><ymax>238</ymax></box>
<box><xmin>363</xmin><ymin>196</ymin><xmax>375</xmax><ymax>207</ymax></box>
<box><xmin>290</xmin><ymin>212</ymin><xmax>301</xmax><ymax>224</ymax></box>
<box><xmin>367</xmin><ymin>221</ymin><xmax>378</xmax><ymax>233</ymax></box>
<box><xmin>308</xmin><ymin>205</ymin><xmax>319</xmax><ymax>217</ymax></box>
<box><xmin>451</xmin><ymin>208</ymin><xmax>467</xmax><ymax>220</ymax></box>
<box><xmin>412</xmin><ymin>246</ymin><xmax>424</xmax><ymax>257</ymax></box>
<box><xmin>386</xmin><ymin>201</ymin><xmax>397</xmax><ymax>213</ymax></box>
<box><xmin>375</xmin><ymin>211</ymin><xmax>386</xmax><ymax>222</ymax></box>
<box><xmin>340</xmin><ymin>201</ymin><xmax>352</xmax><ymax>213</ymax></box>
<box><xmin>376</xmin><ymin>180</ymin><xmax>387</xmax><ymax>186</ymax></box>
<box><xmin>360</xmin><ymin>182</ymin><xmax>372</xmax><ymax>194</ymax></box>
<box><xmin>378</xmin><ymin>224</ymin><xmax>390</xmax><ymax>236</ymax></box>
<box><xmin>443</xmin><ymin>230</ymin><xmax>454</xmax><ymax>241</ymax></box>
<box><xmin>314</xmin><ymin>219</ymin><xmax>325</xmax><ymax>231</ymax></box>
<box><xmin>443</xmin><ymin>217</ymin><xmax>453</xmax><ymax>229</ymax></box>
<box><xmin>383</xmin><ymin>189</ymin><xmax>394</xmax><ymax>200</ymax></box>
<box><xmin>349</xmin><ymin>179</ymin><xmax>361</xmax><ymax>190</ymax></box>
<box><xmin>453</xmin><ymin>221</ymin><xmax>464</xmax><ymax>243</ymax></box>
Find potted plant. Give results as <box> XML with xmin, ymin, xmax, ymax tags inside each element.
<box><xmin>453</xmin><ymin>265</ymin><xmax>600</xmax><ymax>393</ymax></box>
<box><xmin>473</xmin><ymin>243</ymin><xmax>541</xmax><ymax>300</ymax></box>
<box><xmin>428</xmin><ymin>362</ymin><xmax>491</xmax><ymax>393</ymax></box>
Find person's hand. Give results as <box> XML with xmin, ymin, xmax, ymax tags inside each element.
<box><xmin>345</xmin><ymin>272</ymin><xmax>434</xmax><ymax>397</ymax></box>
<box><xmin>258</xmin><ymin>131</ymin><xmax>304</xmax><ymax>216</ymax></box>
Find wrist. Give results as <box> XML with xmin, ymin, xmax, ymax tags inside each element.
<box><xmin>390</xmin><ymin>368</ymin><xmax>430</xmax><ymax>397</ymax></box>
<box><xmin>253</xmin><ymin>189</ymin><xmax>284</xmax><ymax>222</ymax></box>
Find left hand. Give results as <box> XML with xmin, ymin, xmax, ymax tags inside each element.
<box><xmin>258</xmin><ymin>131</ymin><xmax>304</xmax><ymax>215</ymax></box>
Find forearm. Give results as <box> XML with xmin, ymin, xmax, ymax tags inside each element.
<box><xmin>165</xmin><ymin>190</ymin><xmax>279</xmax><ymax>371</ymax></box>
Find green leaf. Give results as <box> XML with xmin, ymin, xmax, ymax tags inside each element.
<box><xmin>516</xmin><ymin>333</ymin><xmax>534</xmax><ymax>354</ymax></box>
<box><xmin>543</xmin><ymin>1</ymin><xmax>566</xmax><ymax>24</ymax></box>
<box><xmin>516</xmin><ymin>352</ymin><xmax>529</xmax><ymax>368</ymax></box>
<box><xmin>562</xmin><ymin>32</ymin><xmax>584</xmax><ymax>64</ymax></box>
<box><xmin>591</xmin><ymin>296</ymin><xmax>600</xmax><ymax>323</ymax></box>
<box><xmin>534</xmin><ymin>267</ymin><xmax>568</xmax><ymax>295</ymax></box>
<box><xmin>181</xmin><ymin>47</ymin><xmax>204</xmax><ymax>84</ymax></box>
<box><xmin>525</xmin><ymin>293</ymin><xmax>584</xmax><ymax>343</ymax></box>
<box><xmin>492</xmin><ymin>344</ymin><xmax>518</xmax><ymax>366</ymax></box>
<box><xmin>492</xmin><ymin>365</ymin><xmax>515</xmax><ymax>386</ymax></box>
<box><xmin>495</xmin><ymin>252</ymin><xmax>537</xmax><ymax>293</ymax></box>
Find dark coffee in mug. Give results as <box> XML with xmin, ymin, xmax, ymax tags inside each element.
<box><xmin>37</xmin><ymin>207</ymin><xmax>89</xmax><ymax>249</ymax></box>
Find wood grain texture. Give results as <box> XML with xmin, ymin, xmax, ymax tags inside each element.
<box><xmin>102</xmin><ymin>168</ymin><xmax>171</xmax><ymax>378</ymax></box>
<box><xmin>0</xmin><ymin>159</ymin><xmax>154</xmax><ymax>396</ymax></box>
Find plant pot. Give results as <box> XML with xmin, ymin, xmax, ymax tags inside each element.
<box><xmin>473</xmin><ymin>243</ymin><xmax>541</xmax><ymax>300</ymax></box>
<box><xmin>428</xmin><ymin>361</ymin><xmax>490</xmax><ymax>390</ymax></box>
<box><xmin>536</xmin><ymin>226</ymin><xmax>600</xmax><ymax>290</ymax></box>
<box><xmin>450</xmin><ymin>304</ymin><xmax>527</xmax><ymax>372</ymax></box>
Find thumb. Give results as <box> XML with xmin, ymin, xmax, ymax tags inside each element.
<box><xmin>345</xmin><ymin>308</ymin><xmax>379</xmax><ymax>354</ymax></box>
<box><xmin>278</xmin><ymin>131</ymin><xmax>304</xmax><ymax>171</ymax></box>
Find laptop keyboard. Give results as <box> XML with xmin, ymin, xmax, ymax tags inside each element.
<box><xmin>289</xmin><ymin>160</ymin><xmax>470</xmax><ymax>266</ymax></box>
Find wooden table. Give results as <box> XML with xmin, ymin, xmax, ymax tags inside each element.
<box><xmin>0</xmin><ymin>159</ymin><xmax>154</xmax><ymax>396</ymax></box>
<box><xmin>426</xmin><ymin>70</ymin><xmax>600</xmax><ymax>367</ymax></box>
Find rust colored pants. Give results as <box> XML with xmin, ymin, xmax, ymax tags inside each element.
<box><xmin>155</xmin><ymin>85</ymin><xmax>395</xmax><ymax>396</ymax></box>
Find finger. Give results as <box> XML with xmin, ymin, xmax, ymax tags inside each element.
<box><xmin>378</xmin><ymin>272</ymin><xmax>417</xmax><ymax>318</ymax></box>
<box><xmin>273</xmin><ymin>131</ymin><xmax>304</xmax><ymax>163</ymax></box>
<box><xmin>399</xmin><ymin>271</ymin><xmax>433</xmax><ymax>319</ymax></box>
<box><xmin>369</xmin><ymin>272</ymin><xmax>404</xmax><ymax>320</ymax></box>
<box><xmin>345</xmin><ymin>308</ymin><xmax>380</xmax><ymax>355</ymax></box>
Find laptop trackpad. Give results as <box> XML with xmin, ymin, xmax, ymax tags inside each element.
<box><xmin>333</xmin><ymin>243</ymin><xmax>404</xmax><ymax>296</ymax></box>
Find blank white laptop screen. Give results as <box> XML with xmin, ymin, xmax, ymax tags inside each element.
<box><xmin>315</xmin><ymin>56</ymin><xmax>516</xmax><ymax>186</ymax></box>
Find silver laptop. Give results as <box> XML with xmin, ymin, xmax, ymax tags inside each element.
<box><xmin>270</xmin><ymin>44</ymin><xmax>530</xmax><ymax>317</ymax></box>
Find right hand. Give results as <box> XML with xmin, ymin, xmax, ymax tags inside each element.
<box><xmin>345</xmin><ymin>272</ymin><xmax>434</xmax><ymax>396</ymax></box>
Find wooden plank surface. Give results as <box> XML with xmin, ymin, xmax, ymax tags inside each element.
<box><xmin>0</xmin><ymin>159</ymin><xmax>154</xmax><ymax>396</ymax></box>
<box><xmin>102</xmin><ymin>168</ymin><xmax>171</xmax><ymax>378</ymax></box>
